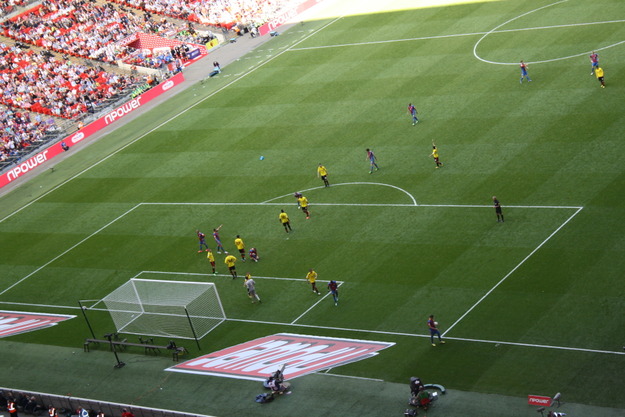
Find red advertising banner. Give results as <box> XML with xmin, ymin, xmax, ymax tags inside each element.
<box><xmin>0</xmin><ymin>311</ymin><xmax>74</xmax><ymax>338</ymax></box>
<box><xmin>0</xmin><ymin>72</ymin><xmax>185</xmax><ymax>188</ymax></box>
<box><xmin>258</xmin><ymin>0</ymin><xmax>325</xmax><ymax>36</ymax></box>
<box><xmin>168</xmin><ymin>333</ymin><xmax>394</xmax><ymax>381</ymax></box>
<box><xmin>528</xmin><ymin>395</ymin><xmax>553</xmax><ymax>406</ymax></box>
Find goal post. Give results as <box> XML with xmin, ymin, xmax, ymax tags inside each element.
<box><xmin>101</xmin><ymin>278</ymin><xmax>225</xmax><ymax>345</ymax></box>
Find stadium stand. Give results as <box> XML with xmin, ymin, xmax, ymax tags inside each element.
<box><xmin>0</xmin><ymin>42</ymin><xmax>138</xmax><ymax>119</ymax></box>
<box><xmin>1</xmin><ymin>0</ymin><xmax>214</xmax><ymax>66</ymax></box>
<box><xmin>0</xmin><ymin>1</ymin><xmax>31</xmax><ymax>20</ymax></box>
<box><xmin>0</xmin><ymin>0</ymin><xmax>304</xmax><ymax>177</ymax></box>
<box><xmin>0</xmin><ymin>105</ymin><xmax>60</xmax><ymax>167</ymax></box>
<box><xmin>107</xmin><ymin>0</ymin><xmax>291</xmax><ymax>31</ymax></box>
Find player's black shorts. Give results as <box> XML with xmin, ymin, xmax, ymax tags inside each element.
<box><xmin>228</xmin><ymin>266</ymin><xmax>236</xmax><ymax>271</ymax></box>
<box><xmin>495</xmin><ymin>207</ymin><xmax>502</xmax><ymax>214</ymax></box>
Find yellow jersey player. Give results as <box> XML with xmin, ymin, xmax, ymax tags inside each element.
<box><xmin>306</xmin><ymin>269</ymin><xmax>321</xmax><ymax>295</ymax></box>
<box><xmin>595</xmin><ymin>66</ymin><xmax>605</xmax><ymax>88</ymax></box>
<box><xmin>224</xmin><ymin>254</ymin><xmax>237</xmax><ymax>279</ymax></box>
<box><xmin>206</xmin><ymin>249</ymin><xmax>217</xmax><ymax>275</ymax></box>
<box><xmin>294</xmin><ymin>192</ymin><xmax>310</xmax><ymax>219</ymax></box>
<box><xmin>279</xmin><ymin>209</ymin><xmax>292</xmax><ymax>233</ymax></box>
<box><xmin>317</xmin><ymin>164</ymin><xmax>330</xmax><ymax>187</ymax></box>
<box><xmin>234</xmin><ymin>235</ymin><xmax>246</xmax><ymax>261</ymax></box>
<box><xmin>430</xmin><ymin>142</ymin><xmax>443</xmax><ymax>168</ymax></box>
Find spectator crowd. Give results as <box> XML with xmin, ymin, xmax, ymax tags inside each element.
<box><xmin>0</xmin><ymin>0</ymin><xmax>30</xmax><ymax>19</ymax></box>
<box><xmin>108</xmin><ymin>0</ymin><xmax>294</xmax><ymax>30</ymax></box>
<box><xmin>0</xmin><ymin>106</ymin><xmax>58</xmax><ymax>164</ymax></box>
<box><xmin>0</xmin><ymin>42</ymin><xmax>138</xmax><ymax>119</ymax></box>
<box><xmin>0</xmin><ymin>0</ymin><xmax>306</xmax><ymax>171</ymax></box>
<box><xmin>1</xmin><ymin>0</ymin><xmax>211</xmax><ymax>64</ymax></box>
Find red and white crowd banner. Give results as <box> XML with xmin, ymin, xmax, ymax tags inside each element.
<box><xmin>258</xmin><ymin>0</ymin><xmax>325</xmax><ymax>36</ymax></box>
<box><xmin>168</xmin><ymin>333</ymin><xmax>395</xmax><ymax>381</ymax></box>
<box><xmin>0</xmin><ymin>311</ymin><xmax>74</xmax><ymax>338</ymax></box>
<box><xmin>0</xmin><ymin>72</ymin><xmax>185</xmax><ymax>189</ymax></box>
<box><xmin>528</xmin><ymin>395</ymin><xmax>553</xmax><ymax>406</ymax></box>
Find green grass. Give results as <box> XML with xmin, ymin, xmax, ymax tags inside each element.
<box><xmin>2</xmin><ymin>0</ymin><xmax>625</xmax><ymax>416</ymax></box>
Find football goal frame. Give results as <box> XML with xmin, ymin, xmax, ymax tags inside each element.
<box><xmin>94</xmin><ymin>278</ymin><xmax>225</xmax><ymax>349</ymax></box>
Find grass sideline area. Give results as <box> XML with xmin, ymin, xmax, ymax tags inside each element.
<box><xmin>1</xmin><ymin>0</ymin><xmax>625</xmax><ymax>416</ymax></box>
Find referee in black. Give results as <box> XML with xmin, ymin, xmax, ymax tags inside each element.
<box><xmin>493</xmin><ymin>196</ymin><xmax>504</xmax><ymax>222</ymax></box>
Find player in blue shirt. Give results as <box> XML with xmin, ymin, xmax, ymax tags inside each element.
<box><xmin>589</xmin><ymin>51</ymin><xmax>599</xmax><ymax>75</ymax></box>
<box><xmin>520</xmin><ymin>60</ymin><xmax>531</xmax><ymax>83</ymax></box>
<box><xmin>328</xmin><ymin>280</ymin><xmax>339</xmax><ymax>305</ymax></box>
<box><xmin>196</xmin><ymin>230</ymin><xmax>209</xmax><ymax>253</ymax></box>
<box><xmin>428</xmin><ymin>315</ymin><xmax>445</xmax><ymax>346</ymax></box>
<box><xmin>366</xmin><ymin>148</ymin><xmax>379</xmax><ymax>174</ymax></box>
<box><xmin>407</xmin><ymin>103</ymin><xmax>418</xmax><ymax>125</ymax></box>
<box><xmin>213</xmin><ymin>225</ymin><xmax>225</xmax><ymax>253</ymax></box>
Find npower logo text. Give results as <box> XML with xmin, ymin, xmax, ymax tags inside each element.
<box><xmin>104</xmin><ymin>97</ymin><xmax>143</xmax><ymax>125</ymax></box>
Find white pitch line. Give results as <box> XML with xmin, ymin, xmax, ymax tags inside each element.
<box><xmin>0</xmin><ymin>204</ymin><xmax>142</xmax><ymax>297</ymax></box>
<box><xmin>419</xmin><ymin>204</ymin><xmax>583</xmax><ymax>209</ymax></box>
<box><xmin>138</xmin><ymin>270</ymin><xmax>344</xmax><ymax>283</ymax></box>
<box><xmin>227</xmin><ymin>317</ymin><xmax>419</xmax><ymax>337</ymax></box>
<box><xmin>291</xmin><ymin>292</ymin><xmax>334</xmax><ymax>324</ymax></box>
<box><xmin>2</xmin><ymin>298</ymin><xmax>621</xmax><ymax>356</ymax></box>
<box><xmin>473</xmin><ymin>0</ymin><xmax>567</xmax><ymax>65</ymax></box>
<box><xmin>267</xmin><ymin>202</ymin><xmax>417</xmax><ymax>207</ymax></box>
<box><xmin>290</xmin><ymin>30</ymin><xmax>490</xmax><ymax>50</ymax></box>
<box><xmin>442</xmin><ymin>335</ymin><xmax>625</xmax><ymax>356</ymax></box>
<box><xmin>138</xmin><ymin>201</ymin><xmax>582</xmax><ymax>209</ymax></box>
<box><xmin>0</xmin><ymin>200</ymin><xmax>581</xmax><ymax>296</ymax></box>
<box><xmin>287</xmin><ymin>2</ymin><xmax>625</xmax><ymax>66</ymax></box>
<box><xmin>224</xmin><ymin>316</ymin><xmax>624</xmax><ymax>356</ymax></box>
<box><xmin>140</xmin><ymin>202</ymin><xmax>261</xmax><ymax>206</ymax></box>
<box><xmin>471</xmin><ymin>0</ymin><xmax>625</xmax><ymax>65</ymax></box>
<box><xmin>321</xmin><ymin>373</ymin><xmax>384</xmax><ymax>382</ymax></box>
<box><xmin>443</xmin><ymin>206</ymin><xmax>584</xmax><ymax>335</ymax></box>
<box><xmin>0</xmin><ymin>301</ymin><xmax>82</xmax><ymax>310</ymax></box>
<box><xmin>290</xmin><ymin>281</ymin><xmax>343</xmax><ymax>324</ymax></box>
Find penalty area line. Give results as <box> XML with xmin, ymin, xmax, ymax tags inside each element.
<box><xmin>419</xmin><ymin>204</ymin><xmax>583</xmax><ymax>210</ymax></box>
<box><xmin>290</xmin><ymin>282</ymin><xmax>344</xmax><ymax>325</ymax></box>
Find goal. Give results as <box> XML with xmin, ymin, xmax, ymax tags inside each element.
<box><xmin>101</xmin><ymin>278</ymin><xmax>225</xmax><ymax>340</ymax></box>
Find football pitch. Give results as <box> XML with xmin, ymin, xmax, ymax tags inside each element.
<box><xmin>1</xmin><ymin>0</ymin><xmax>625</xmax><ymax>416</ymax></box>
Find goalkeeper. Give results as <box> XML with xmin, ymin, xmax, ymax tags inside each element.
<box><xmin>244</xmin><ymin>274</ymin><xmax>261</xmax><ymax>303</ymax></box>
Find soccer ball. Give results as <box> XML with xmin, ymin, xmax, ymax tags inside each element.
<box><xmin>434</xmin><ymin>321</ymin><xmax>439</xmax><ymax>327</ymax></box>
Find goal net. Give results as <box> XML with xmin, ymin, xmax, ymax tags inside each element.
<box><xmin>101</xmin><ymin>278</ymin><xmax>225</xmax><ymax>340</ymax></box>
